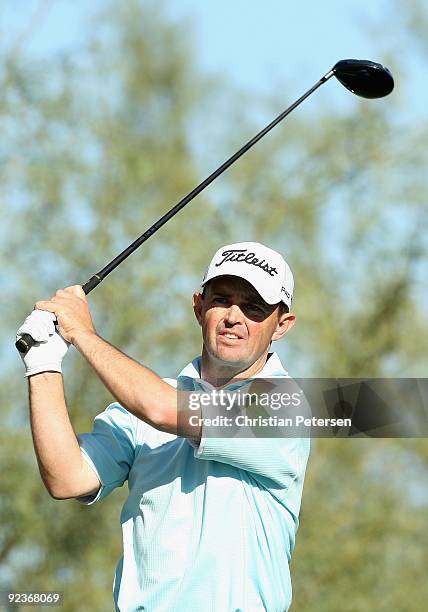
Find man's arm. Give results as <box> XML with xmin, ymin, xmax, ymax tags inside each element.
<box><xmin>28</xmin><ymin>372</ymin><xmax>101</xmax><ymax>499</ymax></box>
<box><xmin>35</xmin><ymin>285</ymin><xmax>201</xmax><ymax>441</ymax></box>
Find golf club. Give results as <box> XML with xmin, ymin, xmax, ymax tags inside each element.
<box><xmin>16</xmin><ymin>59</ymin><xmax>394</xmax><ymax>354</ymax></box>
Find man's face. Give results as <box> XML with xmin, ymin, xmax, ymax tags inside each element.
<box><xmin>193</xmin><ymin>275</ymin><xmax>295</xmax><ymax>373</ymax></box>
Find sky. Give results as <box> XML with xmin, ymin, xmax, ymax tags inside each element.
<box><xmin>1</xmin><ymin>0</ymin><xmax>422</xmax><ymax>119</ymax></box>
<box><xmin>0</xmin><ymin>0</ymin><xmax>427</xmax><ymax>122</ymax></box>
<box><xmin>2</xmin><ymin>0</ymin><xmax>426</xmax><ymax>373</ymax></box>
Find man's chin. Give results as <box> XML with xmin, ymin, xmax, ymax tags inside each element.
<box><xmin>211</xmin><ymin>346</ymin><xmax>247</xmax><ymax>367</ymax></box>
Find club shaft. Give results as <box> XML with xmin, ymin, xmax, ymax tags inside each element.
<box><xmin>82</xmin><ymin>70</ymin><xmax>334</xmax><ymax>294</ymax></box>
<box><xmin>16</xmin><ymin>70</ymin><xmax>334</xmax><ymax>354</ymax></box>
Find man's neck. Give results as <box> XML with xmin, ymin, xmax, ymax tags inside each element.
<box><xmin>200</xmin><ymin>349</ymin><xmax>271</xmax><ymax>387</ymax></box>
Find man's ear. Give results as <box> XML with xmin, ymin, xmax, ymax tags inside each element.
<box><xmin>192</xmin><ymin>291</ymin><xmax>203</xmax><ymax>326</ymax></box>
<box><xmin>271</xmin><ymin>312</ymin><xmax>296</xmax><ymax>342</ymax></box>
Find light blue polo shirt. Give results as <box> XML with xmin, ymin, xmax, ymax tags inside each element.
<box><xmin>77</xmin><ymin>353</ymin><xmax>310</xmax><ymax>612</ymax></box>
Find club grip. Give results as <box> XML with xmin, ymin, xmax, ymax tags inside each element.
<box><xmin>82</xmin><ymin>274</ymin><xmax>102</xmax><ymax>294</ymax></box>
<box><xmin>16</xmin><ymin>275</ymin><xmax>103</xmax><ymax>355</ymax></box>
<box><xmin>15</xmin><ymin>333</ymin><xmax>36</xmax><ymax>354</ymax></box>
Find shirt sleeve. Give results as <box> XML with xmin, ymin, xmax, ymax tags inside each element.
<box><xmin>189</xmin><ymin>375</ymin><xmax>311</xmax><ymax>495</ymax></box>
<box><xmin>76</xmin><ymin>402</ymin><xmax>138</xmax><ymax>505</ymax></box>
<box><xmin>193</xmin><ymin>434</ymin><xmax>310</xmax><ymax>492</ymax></box>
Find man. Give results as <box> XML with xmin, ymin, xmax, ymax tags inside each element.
<box><xmin>17</xmin><ymin>241</ymin><xmax>310</xmax><ymax>612</ymax></box>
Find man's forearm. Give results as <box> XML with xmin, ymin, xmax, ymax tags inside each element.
<box><xmin>27</xmin><ymin>283</ymin><xmax>199</xmax><ymax>440</ymax></box>
<box><xmin>71</xmin><ymin>330</ymin><xmax>182</xmax><ymax>434</ymax></box>
<box><xmin>28</xmin><ymin>373</ymin><xmax>91</xmax><ymax>498</ymax></box>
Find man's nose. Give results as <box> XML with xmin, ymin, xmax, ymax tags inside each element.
<box><xmin>224</xmin><ymin>304</ymin><xmax>243</xmax><ymax>325</ymax></box>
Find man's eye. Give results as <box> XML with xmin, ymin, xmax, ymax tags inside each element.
<box><xmin>212</xmin><ymin>296</ymin><xmax>228</xmax><ymax>304</ymax></box>
<box><xmin>247</xmin><ymin>304</ymin><xmax>263</xmax><ymax>313</ymax></box>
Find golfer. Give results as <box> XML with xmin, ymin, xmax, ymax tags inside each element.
<box><xmin>18</xmin><ymin>241</ymin><xmax>310</xmax><ymax>612</ymax></box>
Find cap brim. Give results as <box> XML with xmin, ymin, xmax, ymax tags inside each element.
<box><xmin>202</xmin><ymin>272</ymin><xmax>283</xmax><ymax>305</ymax></box>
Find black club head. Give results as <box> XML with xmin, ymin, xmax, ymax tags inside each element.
<box><xmin>333</xmin><ymin>59</ymin><xmax>394</xmax><ymax>99</ymax></box>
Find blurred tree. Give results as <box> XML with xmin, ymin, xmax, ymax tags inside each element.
<box><xmin>0</xmin><ymin>0</ymin><xmax>427</xmax><ymax>610</ymax></box>
<box><xmin>1</xmin><ymin>1</ymin><xmax>223</xmax><ymax>610</ymax></box>
<box><xmin>292</xmin><ymin>439</ymin><xmax>428</xmax><ymax>611</ymax></box>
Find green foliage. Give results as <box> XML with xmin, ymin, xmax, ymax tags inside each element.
<box><xmin>292</xmin><ymin>439</ymin><xmax>428</xmax><ymax>611</ymax></box>
<box><xmin>0</xmin><ymin>1</ymin><xmax>427</xmax><ymax>610</ymax></box>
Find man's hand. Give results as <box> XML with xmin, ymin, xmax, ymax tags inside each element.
<box><xmin>35</xmin><ymin>285</ymin><xmax>96</xmax><ymax>344</ymax></box>
<box><xmin>17</xmin><ymin>310</ymin><xmax>70</xmax><ymax>377</ymax></box>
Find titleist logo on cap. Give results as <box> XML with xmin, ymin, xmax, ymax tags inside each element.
<box><xmin>215</xmin><ymin>249</ymin><xmax>278</xmax><ymax>277</ymax></box>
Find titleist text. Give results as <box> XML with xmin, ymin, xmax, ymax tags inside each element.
<box><xmin>215</xmin><ymin>249</ymin><xmax>278</xmax><ymax>277</ymax></box>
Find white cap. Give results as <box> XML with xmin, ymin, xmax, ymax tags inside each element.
<box><xmin>201</xmin><ymin>242</ymin><xmax>294</xmax><ymax>308</ymax></box>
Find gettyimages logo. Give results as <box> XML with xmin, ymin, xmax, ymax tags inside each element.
<box><xmin>215</xmin><ymin>249</ymin><xmax>278</xmax><ymax>277</ymax></box>
<box><xmin>176</xmin><ymin>378</ymin><xmax>428</xmax><ymax>438</ymax></box>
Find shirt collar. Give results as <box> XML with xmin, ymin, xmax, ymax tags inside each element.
<box><xmin>177</xmin><ymin>352</ymin><xmax>289</xmax><ymax>390</ymax></box>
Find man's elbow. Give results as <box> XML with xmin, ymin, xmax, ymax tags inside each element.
<box><xmin>39</xmin><ymin>457</ymin><xmax>101</xmax><ymax>500</ymax></box>
<box><xmin>151</xmin><ymin>410</ymin><xmax>202</xmax><ymax>444</ymax></box>
<box><xmin>44</xmin><ymin>482</ymin><xmax>75</xmax><ymax>501</ymax></box>
<box><xmin>49</xmin><ymin>488</ymin><xmax>74</xmax><ymax>501</ymax></box>
<box><xmin>149</xmin><ymin>413</ymin><xmax>177</xmax><ymax>435</ymax></box>
<box><xmin>42</xmin><ymin>476</ymin><xmax>73</xmax><ymax>499</ymax></box>
<box><xmin>43</xmin><ymin>478</ymin><xmax>97</xmax><ymax>501</ymax></box>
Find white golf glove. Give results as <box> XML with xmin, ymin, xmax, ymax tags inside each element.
<box><xmin>17</xmin><ymin>310</ymin><xmax>70</xmax><ymax>377</ymax></box>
